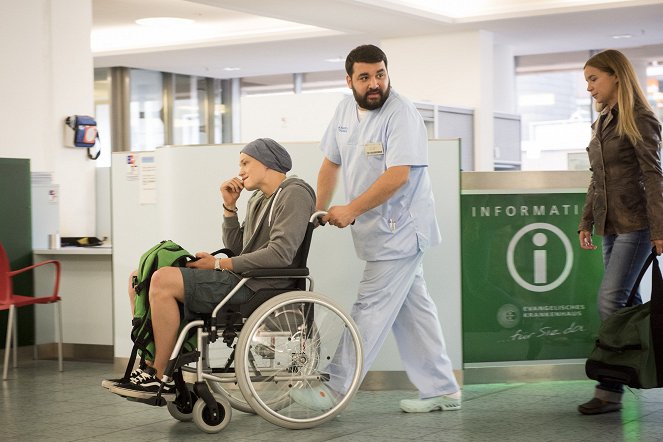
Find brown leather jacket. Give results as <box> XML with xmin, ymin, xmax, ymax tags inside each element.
<box><xmin>579</xmin><ymin>104</ymin><xmax>663</xmax><ymax>239</ymax></box>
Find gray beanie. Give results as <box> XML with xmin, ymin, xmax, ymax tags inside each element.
<box><xmin>240</xmin><ymin>138</ymin><xmax>292</xmax><ymax>173</ymax></box>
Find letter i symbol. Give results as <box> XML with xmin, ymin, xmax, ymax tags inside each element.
<box><xmin>532</xmin><ymin>232</ymin><xmax>548</xmax><ymax>284</ymax></box>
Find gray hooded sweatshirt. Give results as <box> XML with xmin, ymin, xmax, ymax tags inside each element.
<box><xmin>222</xmin><ymin>177</ymin><xmax>316</xmax><ymax>291</ymax></box>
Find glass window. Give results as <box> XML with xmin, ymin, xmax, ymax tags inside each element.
<box><xmin>129</xmin><ymin>69</ymin><xmax>165</xmax><ymax>151</ymax></box>
<box><xmin>173</xmin><ymin>75</ymin><xmax>208</xmax><ymax>145</ymax></box>
<box><xmin>95</xmin><ymin>68</ymin><xmax>226</xmax><ymax>151</ymax></box>
<box><xmin>647</xmin><ymin>63</ymin><xmax>663</xmax><ymax>122</ymax></box>
<box><xmin>516</xmin><ymin>70</ymin><xmax>592</xmax><ymax>171</ymax></box>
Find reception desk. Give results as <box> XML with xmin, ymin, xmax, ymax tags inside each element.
<box><xmin>33</xmin><ymin>246</ymin><xmax>113</xmax><ymax>361</ymax></box>
<box><xmin>460</xmin><ymin>171</ymin><xmax>604</xmax><ymax>383</ymax></box>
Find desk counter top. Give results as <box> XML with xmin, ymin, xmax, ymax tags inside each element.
<box><xmin>34</xmin><ymin>246</ymin><xmax>112</xmax><ymax>256</ymax></box>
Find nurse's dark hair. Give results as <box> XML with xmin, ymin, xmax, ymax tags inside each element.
<box><xmin>585</xmin><ymin>49</ymin><xmax>651</xmax><ymax>145</ymax></box>
<box><xmin>345</xmin><ymin>45</ymin><xmax>388</xmax><ymax>76</ymax></box>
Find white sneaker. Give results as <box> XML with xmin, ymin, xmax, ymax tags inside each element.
<box><xmin>399</xmin><ymin>391</ymin><xmax>462</xmax><ymax>413</ymax></box>
<box><xmin>110</xmin><ymin>368</ymin><xmax>176</xmax><ymax>401</ymax></box>
<box><xmin>290</xmin><ymin>383</ymin><xmax>338</xmax><ymax>411</ymax></box>
<box><xmin>101</xmin><ymin>367</ymin><xmax>145</xmax><ymax>390</ymax></box>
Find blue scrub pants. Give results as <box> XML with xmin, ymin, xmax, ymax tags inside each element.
<box><xmin>328</xmin><ymin>251</ymin><xmax>459</xmax><ymax>399</ymax></box>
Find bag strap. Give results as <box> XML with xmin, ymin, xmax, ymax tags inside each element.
<box><xmin>594</xmin><ymin>339</ymin><xmax>642</xmax><ymax>353</ymax></box>
<box><xmin>625</xmin><ymin>248</ymin><xmax>657</xmax><ymax>307</ymax></box>
<box><xmin>648</xmin><ymin>249</ymin><xmax>663</xmax><ymax>385</ymax></box>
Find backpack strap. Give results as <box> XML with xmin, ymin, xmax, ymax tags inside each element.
<box><xmin>212</xmin><ymin>248</ymin><xmax>235</xmax><ymax>257</ymax></box>
<box><xmin>123</xmin><ymin>344</ymin><xmax>140</xmax><ymax>379</ymax></box>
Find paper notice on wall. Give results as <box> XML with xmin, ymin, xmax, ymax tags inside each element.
<box><xmin>48</xmin><ymin>186</ymin><xmax>58</xmax><ymax>203</ymax></box>
<box><xmin>139</xmin><ymin>155</ymin><xmax>157</xmax><ymax>205</ymax></box>
<box><xmin>125</xmin><ymin>154</ymin><xmax>139</xmax><ymax>181</ymax></box>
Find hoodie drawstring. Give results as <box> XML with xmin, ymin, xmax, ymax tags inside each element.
<box><xmin>268</xmin><ymin>187</ymin><xmax>283</xmax><ymax>227</ymax></box>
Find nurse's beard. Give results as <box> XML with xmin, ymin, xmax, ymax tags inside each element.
<box><xmin>353</xmin><ymin>85</ymin><xmax>391</xmax><ymax>110</ymax></box>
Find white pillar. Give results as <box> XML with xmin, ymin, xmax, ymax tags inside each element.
<box><xmin>494</xmin><ymin>44</ymin><xmax>516</xmax><ymax>114</ymax></box>
<box><xmin>0</xmin><ymin>0</ymin><xmax>95</xmax><ymax>236</ymax></box>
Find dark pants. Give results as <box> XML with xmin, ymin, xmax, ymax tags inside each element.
<box><xmin>180</xmin><ymin>268</ymin><xmax>254</xmax><ymax>319</ymax></box>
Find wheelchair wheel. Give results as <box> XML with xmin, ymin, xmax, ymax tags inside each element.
<box><xmin>166</xmin><ymin>388</ymin><xmax>198</xmax><ymax>422</ymax></box>
<box><xmin>192</xmin><ymin>393</ymin><xmax>232</xmax><ymax>434</ymax></box>
<box><xmin>209</xmin><ymin>305</ymin><xmax>314</xmax><ymax>414</ymax></box>
<box><xmin>235</xmin><ymin>291</ymin><xmax>363</xmax><ymax>429</ymax></box>
<box><xmin>180</xmin><ymin>337</ymin><xmax>256</xmax><ymax>414</ymax></box>
<box><xmin>208</xmin><ymin>374</ymin><xmax>254</xmax><ymax>414</ymax></box>
<box><xmin>203</xmin><ymin>339</ymin><xmax>255</xmax><ymax>414</ymax></box>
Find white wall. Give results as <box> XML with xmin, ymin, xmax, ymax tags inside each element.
<box><xmin>381</xmin><ymin>32</ymin><xmax>500</xmax><ymax>171</ymax></box>
<box><xmin>0</xmin><ymin>0</ymin><xmax>96</xmax><ymax>237</ymax></box>
<box><xmin>239</xmin><ymin>91</ymin><xmax>349</xmax><ymax>143</ymax></box>
<box><xmin>381</xmin><ymin>32</ymin><xmax>486</xmax><ymax>108</ymax></box>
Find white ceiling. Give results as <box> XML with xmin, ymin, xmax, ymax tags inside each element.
<box><xmin>92</xmin><ymin>0</ymin><xmax>663</xmax><ymax>80</ymax></box>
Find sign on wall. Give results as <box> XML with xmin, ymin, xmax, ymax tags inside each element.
<box><xmin>461</xmin><ymin>192</ymin><xmax>603</xmax><ymax>363</ymax></box>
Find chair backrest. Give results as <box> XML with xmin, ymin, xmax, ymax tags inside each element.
<box><xmin>0</xmin><ymin>242</ymin><xmax>13</xmax><ymax>303</ymax></box>
<box><xmin>296</xmin><ymin>221</ymin><xmax>315</xmax><ymax>268</ymax></box>
<box><xmin>214</xmin><ymin>219</ymin><xmax>315</xmax><ymax>323</ymax></box>
<box><xmin>290</xmin><ymin>220</ymin><xmax>315</xmax><ymax>290</ymax></box>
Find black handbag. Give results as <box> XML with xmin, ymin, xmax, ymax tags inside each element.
<box><xmin>585</xmin><ymin>248</ymin><xmax>663</xmax><ymax>388</ymax></box>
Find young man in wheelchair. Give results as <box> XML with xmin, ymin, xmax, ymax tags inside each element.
<box><xmin>110</xmin><ymin>138</ymin><xmax>316</xmax><ymax>401</ymax></box>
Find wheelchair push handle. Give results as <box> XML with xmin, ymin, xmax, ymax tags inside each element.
<box><xmin>311</xmin><ymin>210</ymin><xmax>328</xmax><ymax>225</ymax></box>
<box><xmin>310</xmin><ymin>210</ymin><xmax>355</xmax><ymax>226</ymax></box>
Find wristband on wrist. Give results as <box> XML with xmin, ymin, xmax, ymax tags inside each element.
<box><xmin>223</xmin><ymin>203</ymin><xmax>238</xmax><ymax>213</ymax></box>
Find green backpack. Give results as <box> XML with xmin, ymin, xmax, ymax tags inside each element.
<box><xmin>130</xmin><ymin>240</ymin><xmax>196</xmax><ymax>363</ymax></box>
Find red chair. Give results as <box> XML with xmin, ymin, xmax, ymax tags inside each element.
<box><xmin>0</xmin><ymin>242</ymin><xmax>63</xmax><ymax>380</ymax></box>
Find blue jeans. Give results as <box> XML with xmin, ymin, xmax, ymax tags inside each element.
<box><xmin>596</xmin><ymin>228</ymin><xmax>652</xmax><ymax>395</ymax></box>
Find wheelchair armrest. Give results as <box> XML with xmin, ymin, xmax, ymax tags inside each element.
<box><xmin>241</xmin><ymin>268</ymin><xmax>310</xmax><ymax>278</ymax></box>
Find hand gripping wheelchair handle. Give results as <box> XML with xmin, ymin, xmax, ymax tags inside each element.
<box><xmin>311</xmin><ymin>210</ymin><xmax>328</xmax><ymax>226</ymax></box>
<box><xmin>312</xmin><ymin>210</ymin><xmax>355</xmax><ymax>226</ymax></box>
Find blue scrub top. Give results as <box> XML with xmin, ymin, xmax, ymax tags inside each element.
<box><xmin>320</xmin><ymin>89</ymin><xmax>442</xmax><ymax>261</ymax></box>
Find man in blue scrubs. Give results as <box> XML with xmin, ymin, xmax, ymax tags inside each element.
<box><xmin>292</xmin><ymin>44</ymin><xmax>461</xmax><ymax>413</ymax></box>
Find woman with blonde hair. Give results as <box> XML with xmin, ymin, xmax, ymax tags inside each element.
<box><xmin>578</xmin><ymin>49</ymin><xmax>663</xmax><ymax>415</ymax></box>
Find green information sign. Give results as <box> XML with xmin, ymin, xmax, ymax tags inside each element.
<box><xmin>461</xmin><ymin>192</ymin><xmax>604</xmax><ymax>363</ymax></box>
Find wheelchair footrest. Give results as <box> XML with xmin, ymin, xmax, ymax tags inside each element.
<box><xmin>130</xmin><ymin>395</ymin><xmax>168</xmax><ymax>407</ymax></box>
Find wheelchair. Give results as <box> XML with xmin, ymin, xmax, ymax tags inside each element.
<box><xmin>139</xmin><ymin>211</ymin><xmax>363</xmax><ymax>434</ymax></box>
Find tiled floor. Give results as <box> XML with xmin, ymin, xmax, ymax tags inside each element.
<box><xmin>2</xmin><ymin>360</ymin><xmax>663</xmax><ymax>441</ymax></box>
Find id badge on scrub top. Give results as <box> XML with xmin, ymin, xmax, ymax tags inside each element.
<box><xmin>364</xmin><ymin>142</ymin><xmax>384</xmax><ymax>156</ymax></box>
